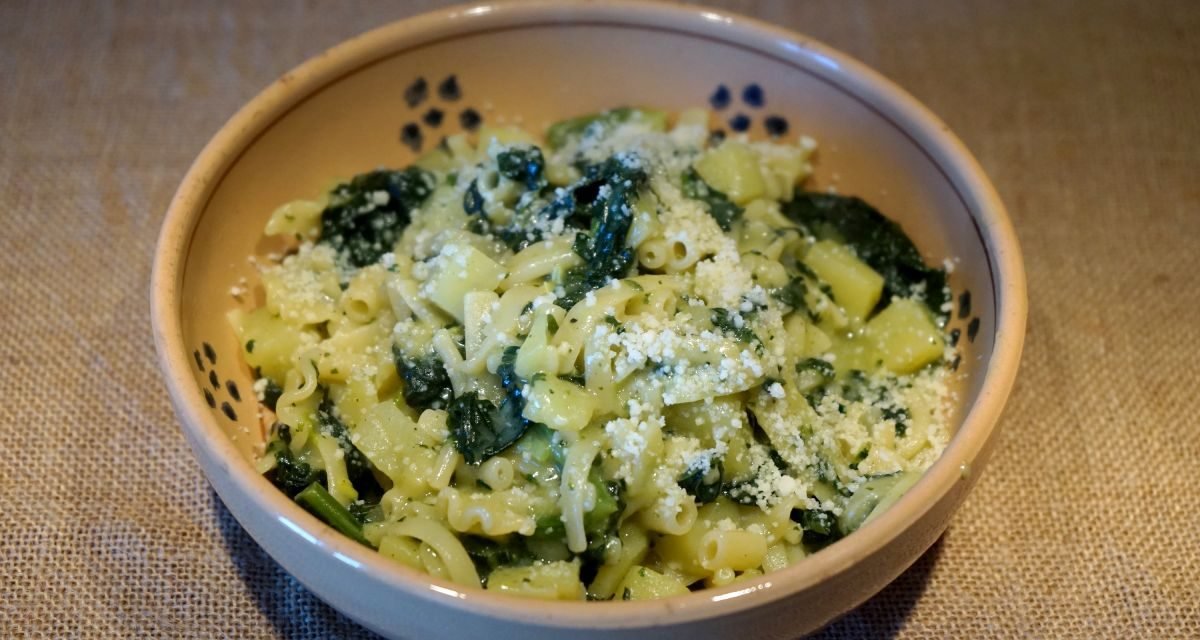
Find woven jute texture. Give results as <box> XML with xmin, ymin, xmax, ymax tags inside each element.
<box><xmin>2</xmin><ymin>0</ymin><xmax>1197</xmax><ymax>637</ymax></box>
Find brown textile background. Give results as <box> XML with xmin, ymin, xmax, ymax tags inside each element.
<box><xmin>2</xmin><ymin>1</ymin><xmax>1197</xmax><ymax>637</ymax></box>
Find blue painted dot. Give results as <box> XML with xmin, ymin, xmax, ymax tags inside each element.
<box><xmin>438</xmin><ymin>75</ymin><xmax>462</xmax><ymax>101</ymax></box>
<box><xmin>459</xmin><ymin>108</ymin><xmax>482</xmax><ymax>131</ymax></box>
<box><xmin>764</xmin><ymin>115</ymin><xmax>789</xmax><ymax>137</ymax></box>
<box><xmin>400</xmin><ymin>123</ymin><xmax>423</xmax><ymax>151</ymax></box>
<box><xmin>423</xmin><ymin>108</ymin><xmax>444</xmax><ymax>127</ymax></box>
<box><xmin>709</xmin><ymin>85</ymin><xmax>731</xmax><ymax>110</ymax></box>
<box><xmin>742</xmin><ymin>84</ymin><xmax>765</xmax><ymax>107</ymax></box>
<box><xmin>404</xmin><ymin>77</ymin><xmax>428</xmax><ymax>107</ymax></box>
<box><xmin>729</xmin><ymin>113</ymin><xmax>751</xmax><ymax>132</ymax></box>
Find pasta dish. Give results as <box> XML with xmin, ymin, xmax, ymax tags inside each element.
<box><xmin>228</xmin><ymin>107</ymin><xmax>952</xmax><ymax>600</ymax></box>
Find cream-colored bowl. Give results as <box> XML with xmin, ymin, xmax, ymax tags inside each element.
<box><xmin>151</xmin><ymin>2</ymin><xmax>1025</xmax><ymax>638</ymax></box>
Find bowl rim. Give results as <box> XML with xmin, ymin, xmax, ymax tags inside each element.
<box><xmin>151</xmin><ymin>0</ymin><xmax>1026</xmax><ymax>629</ymax></box>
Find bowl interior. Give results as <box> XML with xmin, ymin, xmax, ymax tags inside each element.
<box><xmin>180</xmin><ymin>19</ymin><xmax>995</xmax><ymax>464</ymax></box>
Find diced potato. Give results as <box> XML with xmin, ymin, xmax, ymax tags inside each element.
<box><xmin>693</xmin><ymin>142</ymin><xmax>765</xmax><ymax>205</ymax></box>
<box><xmin>803</xmin><ymin>240</ymin><xmax>884</xmax><ymax>323</ymax></box>
<box><xmin>803</xmin><ymin>320</ymin><xmax>833</xmax><ymax>355</ymax></box>
<box><xmin>352</xmin><ymin>401</ymin><xmax>420</xmax><ymax>485</ymax></box>
<box><xmin>425</xmin><ymin>244</ymin><xmax>506</xmax><ymax>323</ymax></box>
<box><xmin>865</xmin><ymin>298</ymin><xmax>945</xmax><ymax>374</ymax></box>
<box><xmin>226</xmin><ymin>307</ymin><xmax>315</xmax><ymax>382</ymax></box>
<box><xmin>783</xmin><ymin>314</ymin><xmax>808</xmax><ymax>360</ymax></box>
<box><xmin>515</xmin><ymin>312</ymin><xmax>560</xmax><ymax>378</ymax></box>
<box><xmin>617</xmin><ymin>566</ymin><xmax>692</xmax><ymax>600</ymax></box>
<box><xmin>522</xmin><ymin>376</ymin><xmax>595</xmax><ymax>432</ymax></box>
<box><xmin>827</xmin><ymin>334</ymin><xmax>881</xmax><ymax>375</ymax></box>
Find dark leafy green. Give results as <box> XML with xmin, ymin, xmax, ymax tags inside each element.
<box><xmin>449</xmin><ymin>393</ymin><xmax>523</xmax><ymax>464</ymax></box>
<box><xmin>710</xmin><ymin>308</ymin><xmax>762</xmax><ymax>352</ymax></box>
<box><xmin>782</xmin><ymin>192</ymin><xmax>947</xmax><ymax>312</ymax></box>
<box><xmin>497</xmin><ymin>147</ymin><xmax>547</xmax><ymax>191</ymax></box>
<box><xmin>316</xmin><ymin>396</ymin><xmax>380</xmax><ymax>494</ymax></box>
<box><xmin>463</xmin><ymin>179</ymin><xmax>485</xmax><ymax>215</ymax></box>
<box><xmin>771</xmin><ymin>276</ymin><xmax>816</xmax><ymax>320</ymax></box>
<box><xmin>884</xmin><ymin>406</ymin><xmax>911</xmax><ymax>438</ymax></box>
<box><xmin>678</xmin><ymin>457</ymin><xmax>724</xmax><ymax>504</ymax></box>
<box><xmin>795</xmin><ymin>357</ymin><xmax>836</xmax><ymax>393</ymax></box>
<box><xmin>319</xmin><ymin>167</ymin><xmax>435</xmax><ymax>268</ymax></box>
<box><xmin>264</xmin><ymin>436</ymin><xmax>322</xmax><ymax>498</ymax></box>
<box><xmin>462</xmin><ymin>535</ymin><xmax>537</xmax><ymax>582</ymax></box>
<box><xmin>555</xmin><ymin>156</ymin><xmax>648</xmax><ymax>308</ymax></box>
<box><xmin>393</xmin><ymin>348</ymin><xmax>453</xmax><ymax>411</ymax></box>
<box><xmin>448</xmin><ymin>347</ymin><xmax>532</xmax><ymax>464</ymax></box>
<box><xmin>260</xmin><ymin>377</ymin><xmax>283</xmax><ymax>411</ymax></box>
<box><xmin>790</xmin><ymin>508</ymin><xmax>843</xmax><ymax>547</ymax></box>
<box><xmin>681</xmin><ymin>167</ymin><xmax>743</xmax><ymax>231</ymax></box>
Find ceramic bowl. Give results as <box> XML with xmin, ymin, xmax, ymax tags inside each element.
<box><xmin>151</xmin><ymin>2</ymin><xmax>1025</xmax><ymax>638</ymax></box>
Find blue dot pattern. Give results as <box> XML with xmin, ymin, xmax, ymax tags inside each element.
<box><xmin>764</xmin><ymin>115</ymin><xmax>789</xmax><ymax>137</ymax></box>
<box><xmin>742</xmin><ymin>83</ymin><xmax>765</xmax><ymax>107</ymax></box>
<box><xmin>709</xmin><ymin>85</ymin><xmax>732</xmax><ymax>110</ymax></box>
<box><xmin>398</xmin><ymin>75</ymin><xmax>480</xmax><ymax>151</ymax></box>
<box><xmin>707</xmin><ymin>82</ymin><xmax>789</xmax><ymax>137</ymax></box>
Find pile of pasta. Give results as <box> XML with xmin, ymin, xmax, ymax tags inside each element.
<box><xmin>229</xmin><ymin>107</ymin><xmax>952</xmax><ymax>600</ymax></box>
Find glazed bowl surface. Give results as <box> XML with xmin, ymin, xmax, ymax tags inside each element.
<box><xmin>151</xmin><ymin>2</ymin><xmax>1025</xmax><ymax>638</ymax></box>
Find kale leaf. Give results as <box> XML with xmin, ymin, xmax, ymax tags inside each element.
<box><xmin>795</xmin><ymin>357</ymin><xmax>836</xmax><ymax>392</ymax></box>
<box><xmin>883</xmin><ymin>405</ymin><xmax>911</xmax><ymax>438</ymax></box>
<box><xmin>462</xmin><ymin>147</ymin><xmax>566</xmax><ymax>252</ymax></box>
<box><xmin>463</xmin><ymin>178</ymin><xmax>485</xmax><ymax>216</ymax></box>
<box><xmin>678</xmin><ymin>457</ymin><xmax>724</xmax><ymax>505</ymax></box>
<box><xmin>265</xmin><ymin>437</ymin><xmax>323</xmax><ymax>498</ymax></box>
<box><xmin>448</xmin><ymin>392</ymin><xmax>529</xmax><ymax>465</ymax></box>
<box><xmin>316</xmin><ymin>395</ymin><xmax>380</xmax><ymax>495</ymax></box>
<box><xmin>393</xmin><ymin>347</ymin><xmax>453</xmax><ymax>411</ymax></box>
<box><xmin>710</xmin><ymin>308</ymin><xmax>762</xmax><ymax>352</ymax></box>
<box><xmin>496</xmin><ymin>147</ymin><xmax>547</xmax><ymax>191</ymax></box>
<box><xmin>555</xmin><ymin>156</ymin><xmax>648</xmax><ymax>308</ymax></box>
<box><xmin>681</xmin><ymin>167</ymin><xmax>743</xmax><ymax>231</ymax></box>
<box><xmin>319</xmin><ymin>167</ymin><xmax>435</xmax><ymax>268</ymax></box>
<box><xmin>790</xmin><ymin>508</ymin><xmax>843</xmax><ymax>547</ymax></box>
<box><xmin>449</xmin><ymin>347</ymin><xmax>532</xmax><ymax>464</ymax></box>
<box><xmin>782</xmin><ymin>192</ymin><xmax>947</xmax><ymax>312</ymax></box>
<box><xmin>771</xmin><ymin>276</ymin><xmax>816</xmax><ymax>320</ymax></box>
<box><xmin>461</xmin><ymin>535</ymin><xmax>536</xmax><ymax>582</ymax></box>
<box><xmin>260</xmin><ymin>377</ymin><xmax>284</xmax><ymax>411</ymax></box>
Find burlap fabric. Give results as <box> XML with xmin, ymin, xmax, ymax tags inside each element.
<box><xmin>2</xmin><ymin>1</ymin><xmax>1197</xmax><ymax>637</ymax></box>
